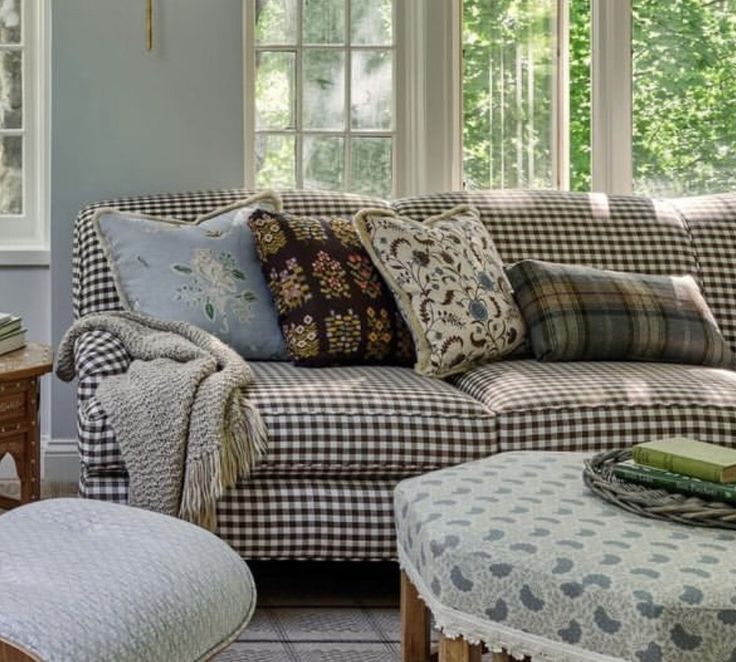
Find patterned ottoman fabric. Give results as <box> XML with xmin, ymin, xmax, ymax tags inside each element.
<box><xmin>449</xmin><ymin>360</ymin><xmax>736</xmax><ymax>453</ymax></box>
<box><xmin>395</xmin><ymin>452</ymin><xmax>736</xmax><ymax>662</ymax></box>
<box><xmin>0</xmin><ymin>499</ymin><xmax>255</xmax><ymax>662</ymax></box>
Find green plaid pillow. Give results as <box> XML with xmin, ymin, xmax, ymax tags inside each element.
<box><xmin>507</xmin><ymin>259</ymin><xmax>735</xmax><ymax>368</ymax></box>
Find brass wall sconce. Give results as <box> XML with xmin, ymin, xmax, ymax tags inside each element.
<box><xmin>146</xmin><ymin>0</ymin><xmax>153</xmax><ymax>51</ymax></box>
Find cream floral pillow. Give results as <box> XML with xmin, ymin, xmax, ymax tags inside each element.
<box><xmin>355</xmin><ymin>205</ymin><xmax>525</xmax><ymax>378</ymax></box>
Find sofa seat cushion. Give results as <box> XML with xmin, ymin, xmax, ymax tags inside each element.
<box><xmin>248</xmin><ymin>362</ymin><xmax>496</xmax><ymax>477</ymax></box>
<box><xmin>449</xmin><ymin>359</ymin><xmax>736</xmax><ymax>452</ymax></box>
<box><xmin>78</xmin><ymin>356</ymin><xmax>497</xmax><ymax>477</ymax></box>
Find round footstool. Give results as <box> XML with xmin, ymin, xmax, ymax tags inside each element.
<box><xmin>395</xmin><ymin>451</ymin><xmax>736</xmax><ymax>662</ymax></box>
<box><xmin>0</xmin><ymin>499</ymin><xmax>256</xmax><ymax>661</ymax></box>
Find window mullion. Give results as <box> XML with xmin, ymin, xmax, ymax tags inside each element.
<box><xmin>554</xmin><ymin>0</ymin><xmax>570</xmax><ymax>190</ymax></box>
<box><xmin>344</xmin><ymin>0</ymin><xmax>352</xmax><ymax>192</ymax></box>
<box><xmin>295</xmin><ymin>0</ymin><xmax>304</xmax><ymax>189</ymax></box>
<box><xmin>591</xmin><ymin>0</ymin><xmax>632</xmax><ymax>193</ymax></box>
<box><xmin>243</xmin><ymin>1</ymin><xmax>256</xmax><ymax>187</ymax></box>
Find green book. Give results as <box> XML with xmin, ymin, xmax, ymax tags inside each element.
<box><xmin>632</xmin><ymin>437</ymin><xmax>736</xmax><ymax>483</ymax></box>
<box><xmin>614</xmin><ymin>460</ymin><xmax>736</xmax><ymax>505</ymax></box>
<box><xmin>0</xmin><ymin>320</ymin><xmax>22</xmax><ymax>340</ymax></box>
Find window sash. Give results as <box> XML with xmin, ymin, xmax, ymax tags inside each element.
<box><xmin>244</xmin><ymin>0</ymin><xmax>400</xmax><ymax>197</ymax></box>
<box><xmin>0</xmin><ymin>0</ymin><xmax>49</xmax><ymax>253</ymax></box>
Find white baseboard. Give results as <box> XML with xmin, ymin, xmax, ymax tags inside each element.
<box><xmin>44</xmin><ymin>437</ymin><xmax>79</xmax><ymax>483</ymax></box>
<box><xmin>0</xmin><ymin>437</ymin><xmax>79</xmax><ymax>484</ymax></box>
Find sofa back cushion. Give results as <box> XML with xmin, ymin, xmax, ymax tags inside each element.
<box><xmin>392</xmin><ymin>190</ymin><xmax>699</xmax><ymax>276</ymax></box>
<box><xmin>73</xmin><ymin>189</ymin><xmax>390</xmax><ymax>318</ymax></box>
<box><xmin>672</xmin><ymin>193</ymin><xmax>736</xmax><ymax>351</ymax></box>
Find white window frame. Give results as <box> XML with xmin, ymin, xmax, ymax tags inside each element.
<box><xmin>243</xmin><ymin>0</ymin><xmax>415</xmax><ymax>198</ymax></box>
<box><xmin>446</xmin><ymin>0</ymin><xmax>633</xmax><ymax>194</ymax></box>
<box><xmin>243</xmin><ymin>0</ymin><xmax>639</xmax><ymax>197</ymax></box>
<box><xmin>0</xmin><ymin>0</ymin><xmax>50</xmax><ymax>265</ymax></box>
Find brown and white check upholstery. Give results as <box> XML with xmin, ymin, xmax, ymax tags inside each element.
<box><xmin>76</xmin><ymin>336</ymin><xmax>497</xmax><ymax>476</ymax></box>
<box><xmin>673</xmin><ymin>193</ymin><xmax>736</xmax><ymax>351</ymax></box>
<box><xmin>71</xmin><ymin>187</ymin><xmax>736</xmax><ymax>560</ymax></box>
<box><xmin>80</xmin><ymin>470</ymin><xmax>399</xmax><ymax>560</ymax></box>
<box><xmin>450</xmin><ymin>360</ymin><xmax>736</xmax><ymax>452</ymax></box>
<box><xmin>392</xmin><ymin>190</ymin><xmax>698</xmax><ymax>276</ymax></box>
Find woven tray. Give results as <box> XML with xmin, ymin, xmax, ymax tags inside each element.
<box><xmin>583</xmin><ymin>449</ymin><xmax>736</xmax><ymax>530</ymax></box>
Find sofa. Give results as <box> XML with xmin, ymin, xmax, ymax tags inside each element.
<box><xmin>70</xmin><ymin>188</ymin><xmax>736</xmax><ymax>561</ymax></box>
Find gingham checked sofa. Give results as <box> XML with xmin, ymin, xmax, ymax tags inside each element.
<box><xmin>71</xmin><ymin>188</ymin><xmax>736</xmax><ymax>561</ymax></box>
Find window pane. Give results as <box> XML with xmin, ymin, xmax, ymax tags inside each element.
<box><xmin>303</xmin><ymin>49</ymin><xmax>345</xmax><ymax>129</ymax></box>
<box><xmin>351</xmin><ymin>137</ymin><xmax>392</xmax><ymax>198</ymax></box>
<box><xmin>256</xmin><ymin>0</ymin><xmax>297</xmax><ymax>45</ymax></box>
<box><xmin>633</xmin><ymin>0</ymin><xmax>736</xmax><ymax>196</ymax></box>
<box><xmin>303</xmin><ymin>135</ymin><xmax>344</xmax><ymax>189</ymax></box>
<box><xmin>256</xmin><ymin>51</ymin><xmax>295</xmax><ymax>130</ymax></box>
<box><xmin>351</xmin><ymin>0</ymin><xmax>392</xmax><ymax>45</ymax></box>
<box><xmin>569</xmin><ymin>0</ymin><xmax>591</xmax><ymax>192</ymax></box>
<box><xmin>255</xmin><ymin>133</ymin><xmax>295</xmax><ymax>188</ymax></box>
<box><xmin>463</xmin><ymin>0</ymin><xmax>556</xmax><ymax>190</ymax></box>
<box><xmin>351</xmin><ymin>50</ymin><xmax>392</xmax><ymax>130</ymax></box>
<box><xmin>303</xmin><ymin>0</ymin><xmax>344</xmax><ymax>44</ymax></box>
<box><xmin>0</xmin><ymin>0</ymin><xmax>20</xmax><ymax>45</ymax></box>
<box><xmin>0</xmin><ymin>135</ymin><xmax>22</xmax><ymax>214</ymax></box>
<box><xmin>0</xmin><ymin>48</ymin><xmax>21</xmax><ymax>129</ymax></box>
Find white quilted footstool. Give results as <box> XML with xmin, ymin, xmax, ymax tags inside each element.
<box><xmin>0</xmin><ymin>499</ymin><xmax>256</xmax><ymax>662</ymax></box>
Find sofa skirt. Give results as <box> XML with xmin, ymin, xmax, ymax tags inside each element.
<box><xmin>80</xmin><ymin>469</ymin><xmax>398</xmax><ymax>561</ymax></box>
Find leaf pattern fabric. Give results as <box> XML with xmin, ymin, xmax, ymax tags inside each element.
<box><xmin>93</xmin><ymin>192</ymin><xmax>289</xmax><ymax>360</ymax></box>
<box><xmin>355</xmin><ymin>205</ymin><xmax>525</xmax><ymax>378</ymax></box>
<box><xmin>248</xmin><ymin>209</ymin><xmax>414</xmax><ymax>367</ymax></box>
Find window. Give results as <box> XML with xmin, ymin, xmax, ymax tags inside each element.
<box><xmin>244</xmin><ymin>0</ymin><xmax>397</xmax><ymax>198</ymax></box>
<box><xmin>244</xmin><ymin>2</ymin><xmax>736</xmax><ymax>198</ymax></box>
<box><xmin>459</xmin><ymin>0</ymin><xmax>736</xmax><ymax>196</ymax></box>
<box><xmin>632</xmin><ymin>0</ymin><xmax>736</xmax><ymax>196</ymax></box>
<box><xmin>462</xmin><ymin>0</ymin><xmax>560</xmax><ymax>190</ymax></box>
<box><xmin>0</xmin><ymin>0</ymin><xmax>47</xmax><ymax>260</ymax></box>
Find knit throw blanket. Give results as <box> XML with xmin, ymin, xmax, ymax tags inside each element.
<box><xmin>56</xmin><ymin>312</ymin><xmax>268</xmax><ymax>530</ymax></box>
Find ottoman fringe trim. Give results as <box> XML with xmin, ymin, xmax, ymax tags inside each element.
<box><xmin>397</xmin><ymin>544</ymin><xmax>624</xmax><ymax>662</ymax></box>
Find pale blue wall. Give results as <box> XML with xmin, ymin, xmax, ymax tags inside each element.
<box><xmin>50</xmin><ymin>0</ymin><xmax>245</xmax><ymax>446</ymax></box>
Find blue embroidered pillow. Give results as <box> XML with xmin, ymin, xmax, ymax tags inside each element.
<box><xmin>94</xmin><ymin>191</ymin><xmax>289</xmax><ymax>360</ymax></box>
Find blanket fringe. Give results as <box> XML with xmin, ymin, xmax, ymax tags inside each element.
<box><xmin>179</xmin><ymin>392</ymin><xmax>269</xmax><ymax>530</ymax></box>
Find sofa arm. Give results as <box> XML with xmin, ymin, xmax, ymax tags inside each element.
<box><xmin>74</xmin><ymin>329</ymin><xmax>131</xmax><ymax>403</ymax></box>
<box><xmin>73</xmin><ymin>329</ymin><xmax>131</xmax><ymax>471</ymax></box>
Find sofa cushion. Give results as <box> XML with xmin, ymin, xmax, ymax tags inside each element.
<box><xmin>247</xmin><ymin>209</ymin><xmax>414</xmax><ymax>366</ymax></box>
<box><xmin>76</xmin><ymin>332</ymin><xmax>498</xmax><ymax>477</ymax></box>
<box><xmin>507</xmin><ymin>259</ymin><xmax>734</xmax><ymax>367</ymax></box>
<box><xmin>93</xmin><ymin>193</ymin><xmax>288</xmax><ymax>361</ymax></box>
<box><xmin>449</xmin><ymin>359</ymin><xmax>736</xmax><ymax>452</ymax></box>
<box><xmin>393</xmin><ymin>191</ymin><xmax>698</xmax><ymax>276</ymax></box>
<box><xmin>247</xmin><ymin>362</ymin><xmax>496</xmax><ymax>476</ymax></box>
<box><xmin>673</xmin><ymin>193</ymin><xmax>736</xmax><ymax>351</ymax></box>
<box><xmin>74</xmin><ymin>189</ymin><xmax>391</xmax><ymax>319</ymax></box>
<box><xmin>355</xmin><ymin>205</ymin><xmax>525</xmax><ymax>377</ymax></box>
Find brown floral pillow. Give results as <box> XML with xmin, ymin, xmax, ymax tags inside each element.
<box><xmin>248</xmin><ymin>209</ymin><xmax>414</xmax><ymax>367</ymax></box>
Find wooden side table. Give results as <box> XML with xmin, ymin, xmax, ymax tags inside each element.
<box><xmin>0</xmin><ymin>343</ymin><xmax>53</xmax><ymax>511</ymax></box>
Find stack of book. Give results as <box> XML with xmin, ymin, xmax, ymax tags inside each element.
<box><xmin>0</xmin><ymin>313</ymin><xmax>26</xmax><ymax>357</ymax></box>
<box><xmin>615</xmin><ymin>437</ymin><xmax>736</xmax><ymax>504</ymax></box>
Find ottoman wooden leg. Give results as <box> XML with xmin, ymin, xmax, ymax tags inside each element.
<box><xmin>491</xmin><ymin>652</ymin><xmax>512</xmax><ymax>661</ymax></box>
<box><xmin>401</xmin><ymin>571</ymin><xmax>431</xmax><ymax>662</ymax></box>
<box><xmin>438</xmin><ymin>634</ymin><xmax>482</xmax><ymax>662</ymax></box>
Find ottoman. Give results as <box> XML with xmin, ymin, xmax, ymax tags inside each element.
<box><xmin>0</xmin><ymin>499</ymin><xmax>256</xmax><ymax>662</ymax></box>
<box><xmin>395</xmin><ymin>451</ymin><xmax>736</xmax><ymax>662</ymax></box>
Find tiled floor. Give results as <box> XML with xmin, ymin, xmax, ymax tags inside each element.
<box><xmin>218</xmin><ymin>561</ymin><xmax>403</xmax><ymax>662</ymax></box>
